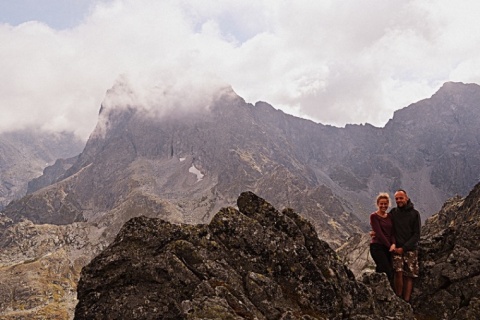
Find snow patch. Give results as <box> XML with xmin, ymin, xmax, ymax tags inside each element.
<box><xmin>189</xmin><ymin>164</ymin><xmax>204</xmax><ymax>182</ymax></box>
<box><xmin>179</xmin><ymin>157</ymin><xmax>186</xmax><ymax>162</ymax></box>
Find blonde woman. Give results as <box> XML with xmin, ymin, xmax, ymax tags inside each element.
<box><xmin>370</xmin><ymin>193</ymin><xmax>396</xmax><ymax>284</ymax></box>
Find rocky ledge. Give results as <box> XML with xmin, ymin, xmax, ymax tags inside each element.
<box><xmin>75</xmin><ymin>191</ymin><xmax>412</xmax><ymax>319</ymax></box>
<box><xmin>413</xmin><ymin>182</ymin><xmax>480</xmax><ymax>319</ymax></box>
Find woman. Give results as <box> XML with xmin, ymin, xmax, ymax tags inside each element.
<box><xmin>370</xmin><ymin>192</ymin><xmax>396</xmax><ymax>284</ymax></box>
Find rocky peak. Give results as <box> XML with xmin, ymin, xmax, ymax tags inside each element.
<box><xmin>383</xmin><ymin>81</ymin><xmax>480</xmax><ymax>200</ymax></box>
<box><xmin>75</xmin><ymin>192</ymin><xmax>413</xmax><ymax>319</ymax></box>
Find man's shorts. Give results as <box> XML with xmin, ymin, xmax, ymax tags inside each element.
<box><xmin>392</xmin><ymin>250</ymin><xmax>419</xmax><ymax>278</ymax></box>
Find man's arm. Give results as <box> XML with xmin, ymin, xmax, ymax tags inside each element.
<box><xmin>402</xmin><ymin>210</ymin><xmax>421</xmax><ymax>251</ymax></box>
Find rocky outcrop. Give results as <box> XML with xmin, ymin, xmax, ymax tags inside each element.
<box><xmin>335</xmin><ymin>232</ymin><xmax>374</xmax><ymax>278</ymax></box>
<box><xmin>0</xmin><ymin>213</ymin><xmax>101</xmax><ymax>319</ymax></box>
<box><xmin>412</xmin><ymin>182</ymin><xmax>480</xmax><ymax>319</ymax></box>
<box><xmin>75</xmin><ymin>192</ymin><xmax>413</xmax><ymax>319</ymax></box>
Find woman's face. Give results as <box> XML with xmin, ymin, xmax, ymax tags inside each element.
<box><xmin>377</xmin><ymin>198</ymin><xmax>389</xmax><ymax>213</ymax></box>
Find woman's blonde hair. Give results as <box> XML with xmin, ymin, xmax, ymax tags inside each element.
<box><xmin>376</xmin><ymin>192</ymin><xmax>390</xmax><ymax>205</ymax></box>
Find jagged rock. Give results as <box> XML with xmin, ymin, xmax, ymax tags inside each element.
<box><xmin>336</xmin><ymin>232</ymin><xmax>374</xmax><ymax>278</ymax></box>
<box><xmin>0</xmin><ymin>213</ymin><xmax>100</xmax><ymax>319</ymax></box>
<box><xmin>413</xmin><ymin>182</ymin><xmax>480</xmax><ymax>319</ymax></box>
<box><xmin>75</xmin><ymin>192</ymin><xmax>413</xmax><ymax>319</ymax></box>
<box><xmin>361</xmin><ymin>272</ymin><xmax>413</xmax><ymax>318</ymax></box>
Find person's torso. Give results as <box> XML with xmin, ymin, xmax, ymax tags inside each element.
<box><xmin>391</xmin><ymin>206</ymin><xmax>418</xmax><ymax>247</ymax></box>
<box><xmin>370</xmin><ymin>213</ymin><xmax>394</xmax><ymax>246</ymax></box>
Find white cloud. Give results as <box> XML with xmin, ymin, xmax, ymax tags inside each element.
<box><xmin>1</xmin><ymin>0</ymin><xmax>480</xmax><ymax>140</ymax></box>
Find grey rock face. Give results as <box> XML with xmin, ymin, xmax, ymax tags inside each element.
<box><xmin>0</xmin><ymin>212</ymin><xmax>103</xmax><ymax>319</ymax></box>
<box><xmin>412</xmin><ymin>182</ymin><xmax>480</xmax><ymax>319</ymax></box>
<box><xmin>75</xmin><ymin>192</ymin><xmax>413</xmax><ymax>320</ymax></box>
<box><xmin>3</xmin><ymin>87</ymin><xmax>364</xmax><ymax>246</ymax></box>
<box><xmin>27</xmin><ymin>156</ymin><xmax>79</xmax><ymax>194</ymax></box>
<box><xmin>382</xmin><ymin>82</ymin><xmax>480</xmax><ymax>218</ymax></box>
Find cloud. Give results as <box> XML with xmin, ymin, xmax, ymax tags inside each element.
<box><xmin>1</xmin><ymin>0</ymin><xmax>480</xmax><ymax>140</ymax></box>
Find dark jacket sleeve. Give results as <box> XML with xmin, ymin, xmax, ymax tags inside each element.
<box><xmin>403</xmin><ymin>210</ymin><xmax>421</xmax><ymax>251</ymax></box>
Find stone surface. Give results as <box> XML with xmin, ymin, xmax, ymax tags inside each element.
<box><xmin>0</xmin><ymin>213</ymin><xmax>98</xmax><ymax>319</ymax></box>
<box><xmin>336</xmin><ymin>232</ymin><xmax>374</xmax><ymax>278</ymax></box>
<box><xmin>412</xmin><ymin>182</ymin><xmax>480</xmax><ymax>319</ymax></box>
<box><xmin>75</xmin><ymin>192</ymin><xmax>413</xmax><ymax>320</ymax></box>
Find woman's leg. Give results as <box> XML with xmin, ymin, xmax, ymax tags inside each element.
<box><xmin>370</xmin><ymin>244</ymin><xmax>392</xmax><ymax>278</ymax></box>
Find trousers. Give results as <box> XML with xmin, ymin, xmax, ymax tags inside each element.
<box><xmin>370</xmin><ymin>243</ymin><xmax>393</xmax><ymax>282</ymax></box>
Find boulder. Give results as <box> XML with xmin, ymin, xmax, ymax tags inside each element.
<box><xmin>75</xmin><ymin>192</ymin><xmax>413</xmax><ymax>319</ymax></box>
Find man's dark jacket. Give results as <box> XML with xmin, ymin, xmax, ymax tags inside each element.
<box><xmin>390</xmin><ymin>200</ymin><xmax>421</xmax><ymax>251</ymax></box>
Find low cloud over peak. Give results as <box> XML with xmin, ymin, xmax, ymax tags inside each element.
<box><xmin>1</xmin><ymin>1</ymin><xmax>480</xmax><ymax>140</ymax></box>
<box><xmin>92</xmin><ymin>71</ymin><xmax>233</xmax><ymax>138</ymax></box>
<box><xmin>102</xmin><ymin>71</ymin><xmax>230</xmax><ymax>116</ymax></box>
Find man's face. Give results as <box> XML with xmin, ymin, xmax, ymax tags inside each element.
<box><xmin>394</xmin><ymin>191</ymin><xmax>408</xmax><ymax>207</ymax></box>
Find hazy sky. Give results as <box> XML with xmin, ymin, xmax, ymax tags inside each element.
<box><xmin>1</xmin><ymin>0</ymin><xmax>480</xmax><ymax>139</ymax></box>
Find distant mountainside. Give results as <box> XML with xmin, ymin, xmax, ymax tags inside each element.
<box><xmin>3</xmin><ymin>83</ymin><xmax>366</xmax><ymax>246</ymax></box>
<box><xmin>1</xmin><ymin>80</ymin><xmax>480</xmax><ymax>318</ymax></box>
<box><xmin>0</xmin><ymin>130</ymin><xmax>84</xmax><ymax>210</ymax></box>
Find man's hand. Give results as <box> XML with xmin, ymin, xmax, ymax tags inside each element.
<box><xmin>389</xmin><ymin>244</ymin><xmax>396</xmax><ymax>252</ymax></box>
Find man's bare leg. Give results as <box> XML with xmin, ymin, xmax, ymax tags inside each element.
<box><xmin>394</xmin><ymin>271</ymin><xmax>403</xmax><ymax>297</ymax></box>
<box><xmin>403</xmin><ymin>276</ymin><xmax>414</xmax><ymax>302</ymax></box>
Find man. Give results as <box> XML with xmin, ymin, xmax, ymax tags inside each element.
<box><xmin>389</xmin><ymin>189</ymin><xmax>421</xmax><ymax>303</ymax></box>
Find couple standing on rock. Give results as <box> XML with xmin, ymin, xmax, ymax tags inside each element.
<box><xmin>369</xmin><ymin>189</ymin><xmax>421</xmax><ymax>303</ymax></box>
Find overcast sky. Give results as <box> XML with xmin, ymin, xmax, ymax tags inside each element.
<box><xmin>1</xmin><ymin>0</ymin><xmax>480</xmax><ymax>139</ymax></box>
